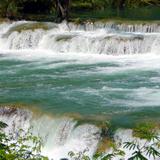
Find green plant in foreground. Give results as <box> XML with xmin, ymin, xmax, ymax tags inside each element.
<box><xmin>69</xmin><ymin>122</ymin><xmax>160</xmax><ymax>160</ymax></box>
<box><xmin>123</xmin><ymin>122</ymin><xmax>160</xmax><ymax>160</ymax></box>
<box><xmin>68</xmin><ymin>139</ymin><xmax>125</xmax><ymax>160</ymax></box>
<box><xmin>0</xmin><ymin>121</ymin><xmax>48</xmax><ymax>160</ymax></box>
<box><xmin>0</xmin><ymin>121</ymin><xmax>160</xmax><ymax>160</ymax></box>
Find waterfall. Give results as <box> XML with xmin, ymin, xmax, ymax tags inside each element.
<box><xmin>0</xmin><ymin>20</ymin><xmax>160</xmax><ymax>159</ymax></box>
<box><xmin>2</xmin><ymin>30</ymin><xmax>44</xmax><ymax>49</ymax></box>
<box><xmin>1</xmin><ymin>106</ymin><xmax>159</xmax><ymax>160</ymax></box>
<box><xmin>0</xmin><ymin>21</ymin><xmax>159</xmax><ymax>55</ymax></box>
<box><xmin>67</xmin><ymin>22</ymin><xmax>160</xmax><ymax>33</ymax></box>
<box><xmin>0</xmin><ymin>107</ymin><xmax>101</xmax><ymax>160</ymax></box>
<box><xmin>113</xmin><ymin>129</ymin><xmax>160</xmax><ymax>160</ymax></box>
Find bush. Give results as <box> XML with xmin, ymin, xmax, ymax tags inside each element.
<box><xmin>0</xmin><ymin>121</ymin><xmax>48</xmax><ymax>160</ymax></box>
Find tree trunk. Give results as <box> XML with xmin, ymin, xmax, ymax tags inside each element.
<box><xmin>55</xmin><ymin>0</ymin><xmax>70</xmax><ymax>22</ymax></box>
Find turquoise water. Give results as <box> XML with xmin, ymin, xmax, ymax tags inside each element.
<box><xmin>1</xmin><ymin>52</ymin><xmax>160</xmax><ymax>127</ymax></box>
<box><xmin>1</xmin><ymin>21</ymin><xmax>160</xmax><ymax>160</ymax></box>
<box><xmin>0</xmin><ymin>21</ymin><xmax>160</xmax><ymax>128</ymax></box>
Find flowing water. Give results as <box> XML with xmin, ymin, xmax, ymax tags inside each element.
<box><xmin>0</xmin><ymin>20</ymin><xmax>160</xmax><ymax>159</ymax></box>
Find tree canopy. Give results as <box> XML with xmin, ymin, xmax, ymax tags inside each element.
<box><xmin>0</xmin><ymin>0</ymin><xmax>159</xmax><ymax>21</ymax></box>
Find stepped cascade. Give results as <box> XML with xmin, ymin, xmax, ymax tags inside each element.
<box><xmin>0</xmin><ymin>21</ymin><xmax>159</xmax><ymax>54</ymax></box>
<box><xmin>0</xmin><ymin>107</ymin><xmax>101</xmax><ymax>159</ymax></box>
<box><xmin>0</xmin><ymin>21</ymin><xmax>160</xmax><ymax>160</ymax></box>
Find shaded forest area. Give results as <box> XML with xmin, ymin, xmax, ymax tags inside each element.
<box><xmin>0</xmin><ymin>0</ymin><xmax>160</xmax><ymax>21</ymax></box>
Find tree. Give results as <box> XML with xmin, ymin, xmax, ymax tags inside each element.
<box><xmin>55</xmin><ymin>0</ymin><xmax>70</xmax><ymax>22</ymax></box>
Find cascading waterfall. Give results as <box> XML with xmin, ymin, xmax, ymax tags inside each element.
<box><xmin>0</xmin><ymin>20</ymin><xmax>160</xmax><ymax>160</ymax></box>
<box><xmin>1</xmin><ymin>107</ymin><xmax>159</xmax><ymax>160</ymax></box>
<box><xmin>2</xmin><ymin>30</ymin><xmax>44</xmax><ymax>49</ymax></box>
<box><xmin>0</xmin><ymin>21</ymin><xmax>159</xmax><ymax>54</ymax></box>
<box><xmin>0</xmin><ymin>107</ymin><xmax>101</xmax><ymax>160</ymax></box>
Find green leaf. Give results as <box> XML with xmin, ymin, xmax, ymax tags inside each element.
<box><xmin>0</xmin><ymin>121</ymin><xmax>8</xmax><ymax>129</ymax></box>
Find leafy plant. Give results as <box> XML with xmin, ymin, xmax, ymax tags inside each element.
<box><xmin>1</xmin><ymin>120</ymin><xmax>160</xmax><ymax>160</ymax></box>
<box><xmin>123</xmin><ymin>122</ymin><xmax>160</xmax><ymax>160</ymax></box>
<box><xmin>0</xmin><ymin>0</ymin><xmax>160</xmax><ymax>19</ymax></box>
<box><xmin>68</xmin><ymin>143</ymin><xmax>125</xmax><ymax>160</ymax></box>
<box><xmin>0</xmin><ymin>121</ymin><xmax>48</xmax><ymax>160</ymax></box>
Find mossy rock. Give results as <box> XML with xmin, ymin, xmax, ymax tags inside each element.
<box><xmin>9</xmin><ymin>22</ymin><xmax>50</xmax><ymax>33</ymax></box>
<box><xmin>133</xmin><ymin>122</ymin><xmax>159</xmax><ymax>140</ymax></box>
<box><xmin>55</xmin><ymin>35</ymin><xmax>76</xmax><ymax>42</ymax></box>
<box><xmin>97</xmin><ymin>138</ymin><xmax>116</xmax><ymax>153</ymax></box>
<box><xmin>2</xmin><ymin>22</ymin><xmax>54</xmax><ymax>38</ymax></box>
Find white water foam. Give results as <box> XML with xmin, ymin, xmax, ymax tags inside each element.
<box><xmin>112</xmin><ymin>129</ymin><xmax>160</xmax><ymax>160</ymax></box>
<box><xmin>0</xmin><ymin>21</ymin><xmax>159</xmax><ymax>55</ymax></box>
<box><xmin>0</xmin><ymin>21</ymin><xmax>160</xmax><ymax>160</ymax></box>
<box><xmin>1</xmin><ymin>107</ymin><xmax>160</xmax><ymax>160</ymax></box>
<box><xmin>0</xmin><ymin>107</ymin><xmax>101</xmax><ymax>160</ymax></box>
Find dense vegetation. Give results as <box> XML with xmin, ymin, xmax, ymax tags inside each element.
<box><xmin>0</xmin><ymin>0</ymin><xmax>159</xmax><ymax>21</ymax></box>
<box><xmin>72</xmin><ymin>0</ymin><xmax>160</xmax><ymax>10</ymax></box>
<box><xmin>0</xmin><ymin>121</ymin><xmax>48</xmax><ymax>160</ymax></box>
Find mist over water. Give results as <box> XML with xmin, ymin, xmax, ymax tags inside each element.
<box><xmin>0</xmin><ymin>21</ymin><xmax>160</xmax><ymax>159</ymax></box>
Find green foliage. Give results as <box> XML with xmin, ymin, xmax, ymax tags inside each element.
<box><xmin>0</xmin><ymin>122</ymin><xmax>8</xmax><ymax>129</ymax></box>
<box><xmin>0</xmin><ymin>121</ymin><xmax>160</xmax><ymax>160</ymax></box>
<box><xmin>0</xmin><ymin>0</ymin><xmax>160</xmax><ymax>20</ymax></box>
<box><xmin>72</xmin><ymin>0</ymin><xmax>160</xmax><ymax>10</ymax></box>
<box><xmin>0</xmin><ymin>121</ymin><xmax>48</xmax><ymax>160</ymax></box>
<box><xmin>0</xmin><ymin>0</ymin><xmax>19</xmax><ymax>18</ymax></box>
<box><xmin>69</xmin><ymin>143</ymin><xmax>125</xmax><ymax>160</ymax></box>
<box><xmin>124</xmin><ymin>140</ymin><xmax>160</xmax><ymax>160</ymax></box>
<box><xmin>93</xmin><ymin>148</ymin><xmax>125</xmax><ymax>160</ymax></box>
<box><xmin>72</xmin><ymin>0</ymin><xmax>110</xmax><ymax>10</ymax></box>
<box><xmin>124</xmin><ymin>0</ymin><xmax>160</xmax><ymax>8</ymax></box>
<box><xmin>133</xmin><ymin>122</ymin><xmax>159</xmax><ymax>141</ymax></box>
<box><xmin>69</xmin><ymin>149</ymin><xmax>91</xmax><ymax>160</ymax></box>
<box><xmin>124</xmin><ymin>122</ymin><xmax>160</xmax><ymax>160</ymax></box>
<box><xmin>69</xmin><ymin>122</ymin><xmax>160</xmax><ymax>160</ymax></box>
